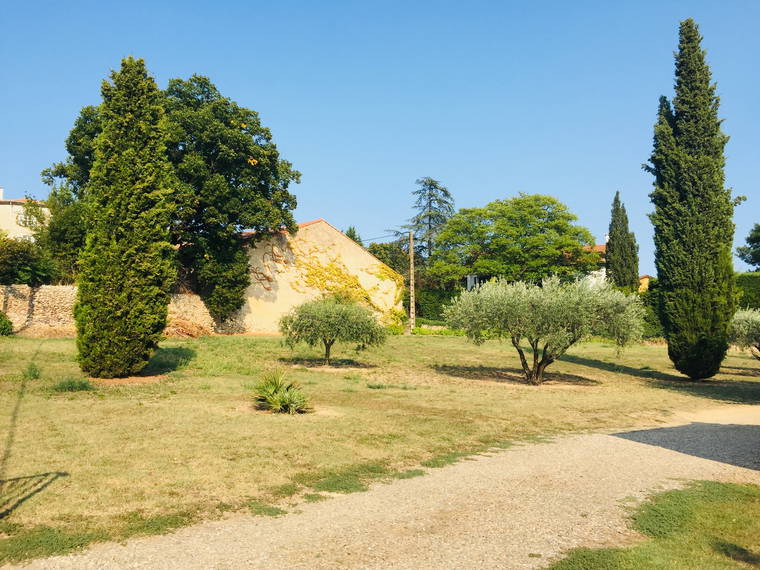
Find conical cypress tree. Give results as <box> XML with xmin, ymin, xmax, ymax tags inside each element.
<box><xmin>75</xmin><ymin>57</ymin><xmax>176</xmax><ymax>378</ymax></box>
<box><xmin>606</xmin><ymin>191</ymin><xmax>639</xmax><ymax>292</ymax></box>
<box><xmin>645</xmin><ymin>19</ymin><xmax>737</xmax><ymax>379</ymax></box>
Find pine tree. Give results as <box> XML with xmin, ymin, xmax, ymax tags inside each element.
<box><xmin>344</xmin><ymin>226</ymin><xmax>363</xmax><ymax>246</ymax></box>
<box><xmin>605</xmin><ymin>191</ymin><xmax>639</xmax><ymax>292</ymax></box>
<box><xmin>403</xmin><ymin>177</ymin><xmax>454</xmax><ymax>258</ymax></box>
<box><xmin>75</xmin><ymin>57</ymin><xmax>176</xmax><ymax>378</ymax></box>
<box><xmin>645</xmin><ymin>19</ymin><xmax>737</xmax><ymax>379</ymax></box>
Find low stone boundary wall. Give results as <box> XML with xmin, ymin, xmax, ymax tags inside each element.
<box><xmin>1</xmin><ymin>285</ymin><xmax>214</xmax><ymax>337</ymax></box>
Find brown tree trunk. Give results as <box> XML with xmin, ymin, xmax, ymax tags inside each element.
<box><xmin>323</xmin><ymin>339</ymin><xmax>334</xmax><ymax>365</ymax></box>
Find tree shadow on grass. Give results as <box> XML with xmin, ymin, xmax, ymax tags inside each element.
<box><xmin>0</xmin><ymin>472</ymin><xmax>68</xmax><ymax>519</ymax></box>
<box><xmin>141</xmin><ymin>347</ymin><xmax>196</xmax><ymax>376</ymax></box>
<box><xmin>719</xmin><ymin>365</ymin><xmax>760</xmax><ymax>378</ymax></box>
<box><xmin>278</xmin><ymin>356</ymin><xmax>377</xmax><ymax>369</ymax></box>
<box><xmin>712</xmin><ymin>540</ymin><xmax>760</xmax><ymax>565</ymax></box>
<box><xmin>614</xmin><ymin>423</ymin><xmax>760</xmax><ymax>470</ymax></box>
<box><xmin>431</xmin><ymin>364</ymin><xmax>600</xmax><ymax>386</ymax></box>
<box><xmin>558</xmin><ymin>353</ymin><xmax>684</xmax><ymax>382</ymax></box>
<box><xmin>650</xmin><ymin>378</ymin><xmax>760</xmax><ymax>405</ymax></box>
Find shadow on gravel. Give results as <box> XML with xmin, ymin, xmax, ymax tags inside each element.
<box><xmin>432</xmin><ymin>364</ymin><xmax>600</xmax><ymax>385</ymax></box>
<box><xmin>614</xmin><ymin>422</ymin><xmax>760</xmax><ymax>471</ymax></box>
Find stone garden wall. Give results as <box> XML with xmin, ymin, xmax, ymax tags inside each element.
<box><xmin>0</xmin><ymin>285</ymin><xmax>214</xmax><ymax>337</ymax></box>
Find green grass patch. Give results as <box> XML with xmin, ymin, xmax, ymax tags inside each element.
<box><xmin>51</xmin><ymin>378</ymin><xmax>95</xmax><ymax>392</ymax></box>
<box><xmin>550</xmin><ymin>481</ymin><xmax>760</xmax><ymax>569</ymax></box>
<box><xmin>294</xmin><ymin>462</ymin><xmax>389</xmax><ymax>493</ymax></box>
<box><xmin>391</xmin><ymin>469</ymin><xmax>426</xmax><ymax>480</ymax></box>
<box><xmin>22</xmin><ymin>362</ymin><xmax>41</xmax><ymax>381</ymax></box>
<box><xmin>269</xmin><ymin>483</ymin><xmax>300</xmax><ymax>498</ymax></box>
<box><xmin>0</xmin><ymin>526</ymin><xmax>105</xmax><ymax>565</ymax></box>
<box><xmin>303</xmin><ymin>493</ymin><xmax>328</xmax><ymax>503</ymax></box>
<box><xmin>421</xmin><ymin>450</ymin><xmax>472</xmax><ymax>468</ymax></box>
<box><xmin>120</xmin><ymin>510</ymin><xmax>195</xmax><ymax>538</ymax></box>
<box><xmin>247</xmin><ymin>500</ymin><xmax>287</xmax><ymax>517</ymax></box>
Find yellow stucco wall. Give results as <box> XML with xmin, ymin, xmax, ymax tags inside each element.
<box><xmin>238</xmin><ymin>219</ymin><xmax>404</xmax><ymax>333</ymax></box>
<box><xmin>0</xmin><ymin>201</ymin><xmax>36</xmax><ymax>239</ymax></box>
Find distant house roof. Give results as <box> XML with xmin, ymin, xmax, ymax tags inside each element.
<box><xmin>588</xmin><ymin>244</ymin><xmax>606</xmax><ymax>254</ymax></box>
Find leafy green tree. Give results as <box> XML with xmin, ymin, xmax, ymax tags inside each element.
<box><xmin>402</xmin><ymin>177</ymin><xmax>454</xmax><ymax>258</ymax></box>
<box><xmin>736</xmin><ymin>224</ymin><xmax>760</xmax><ymax>269</ymax></box>
<box><xmin>0</xmin><ymin>233</ymin><xmax>55</xmax><ymax>286</ymax></box>
<box><xmin>605</xmin><ymin>191</ymin><xmax>639</xmax><ymax>291</ymax></box>
<box><xmin>645</xmin><ymin>19</ymin><xmax>739</xmax><ymax>379</ymax></box>
<box><xmin>43</xmin><ymin>75</ymin><xmax>300</xmax><ymax>322</ymax></box>
<box><xmin>429</xmin><ymin>194</ymin><xmax>599</xmax><ymax>285</ymax></box>
<box><xmin>22</xmin><ymin>186</ymin><xmax>85</xmax><ymax>283</ymax></box>
<box><xmin>368</xmin><ymin>241</ymin><xmax>407</xmax><ymax>274</ymax></box>
<box><xmin>344</xmin><ymin>226</ymin><xmax>363</xmax><ymax>246</ymax></box>
<box><xmin>445</xmin><ymin>278</ymin><xmax>643</xmax><ymax>384</ymax></box>
<box><xmin>0</xmin><ymin>311</ymin><xmax>12</xmax><ymax>336</ymax></box>
<box><xmin>279</xmin><ymin>297</ymin><xmax>387</xmax><ymax>364</ymax></box>
<box><xmin>75</xmin><ymin>57</ymin><xmax>176</xmax><ymax>378</ymax></box>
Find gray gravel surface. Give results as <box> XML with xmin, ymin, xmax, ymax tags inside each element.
<box><xmin>14</xmin><ymin>405</ymin><xmax>760</xmax><ymax>570</ymax></box>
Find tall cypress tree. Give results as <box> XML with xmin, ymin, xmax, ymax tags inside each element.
<box><xmin>645</xmin><ymin>19</ymin><xmax>737</xmax><ymax>379</ymax></box>
<box><xmin>75</xmin><ymin>57</ymin><xmax>176</xmax><ymax>378</ymax></box>
<box><xmin>606</xmin><ymin>191</ymin><xmax>639</xmax><ymax>292</ymax></box>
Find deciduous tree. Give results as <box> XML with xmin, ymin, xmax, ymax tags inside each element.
<box><xmin>736</xmin><ymin>224</ymin><xmax>760</xmax><ymax>269</ymax></box>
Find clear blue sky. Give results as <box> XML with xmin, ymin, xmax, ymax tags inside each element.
<box><xmin>1</xmin><ymin>1</ymin><xmax>758</xmax><ymax>274</ymax></box>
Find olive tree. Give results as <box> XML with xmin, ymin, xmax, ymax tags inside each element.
<box><xmin>279</xmin><ymin>297</ymin><xmax>387</xmax><ymax>364</ymax></box>
<box><xmin>731</xmin><ymin>309</ymin><xmax>760</xmax><ymax>360</ymax></box>
<box><xmin>445</xmin><ymin>278</ymin><xmax>644</xmax><ymax>384</ymax></box>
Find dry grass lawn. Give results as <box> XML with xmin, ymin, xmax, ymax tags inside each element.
<box><xmin>0</xmin><ymin>334</ymin><xmax>757</xmax><ymax>562</ymax></box>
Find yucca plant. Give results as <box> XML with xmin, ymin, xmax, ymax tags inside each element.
<box><xmin>254</xmin><ymin>370</ymin><xmax>310</xmax><ymax>414</ymax></box>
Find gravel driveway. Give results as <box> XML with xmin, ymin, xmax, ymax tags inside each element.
<box><xmin>14</xmin><ymin>405</ymin><xmax>760</xmax><ymax>570</ymax></box>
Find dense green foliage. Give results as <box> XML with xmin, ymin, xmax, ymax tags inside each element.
<box><xmin>22</xmin><ymin>187</ymin><xmax>85</xmax><ymax>283</ymax></box>
<box><xmin>43</xmin><ymin>75</ymin><xmax>299</xmax><ymax>322</ymax></box>
<box><xmin>253</xmin><ymin>369</ymin><xmax>310</xmax><ymax>414</ymax></box>
<box><xmin>731</xmin><ymin>309</ymin><xmax>760</xmax><ymax>360</ymax></box>
<box><xmin>736</xmin><ymin>272</ymin><xmax>760</xmax><ymax>309</ymax></box>
<box><xmin>605</xmin><ymin>191</ymin><xmax>639</xmax><ymax>291</ymax></box>
<box><xmin>402</xmin><ymin>177</ymin><xmax>455</xmax><ymax>258</ymax></box>
<box><xmin>646</xmin><ymin>19</ymin><xmax>738</xmax><ymax>379</ymax></box>
<box><xmin>403</xmin><ymin>288</ymin><xmax>457</xmax><ymax>321</ymax></box>
<box><xmin>551</xmin><ymin>481</ymin><xmax>760</xmax><ymax>570</ymax></box>
<box><xmin>75</xmin><ymin>58</ymin><xmax>176</xmax><ymax>378</ymax></box>
<box><xmin>0</xmin><ymin>234</ymin><xmax>55</xmax><ymax>286</ymax></box>
<box><xmin>445</xmin><ymin>278</ymin><xmax>643</xmax><ymax>384</ymax></box>
<box><xmin>0</xmin><ymin>311</ymin><xmax>12</xmax><ymax>336</ymax></box>
<box><xmin>639</xmin><ymin>278</ymin><xmax>665</xmax><ymax>339</ymax></box>
<box><xmin>367</xmin><ymin>241</ymin><xmax>409</xmax><ymax>277</ymax></box>
<box><xmin>279</xmin><ymin>297</ymin><xmax>387</xmax><ymax>364</ymax></box>
<box><xmin>344</xmin><ymin>226</ymin><xmax>363</xmax><ymax>246</ymax></box>
<box><xmin>430</xmin><ymin>194</ymin><xmax>599</xmax><ymax>286</ymax></box>
<box><xmin>736</xmin><ymin>223</ymin><xmax>760</xmax><ymax>269</ymax></box>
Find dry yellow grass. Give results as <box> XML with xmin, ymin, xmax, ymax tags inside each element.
<box><xmin>0</xmin><ymin>335</ymin><xmax>757</xmax><ymax>560</ymax></box>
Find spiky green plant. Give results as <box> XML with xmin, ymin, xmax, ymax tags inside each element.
<box><xmin>254</xmin><ymin>370</ymin><xmax>310</xmax><ymax>414</ymax></box>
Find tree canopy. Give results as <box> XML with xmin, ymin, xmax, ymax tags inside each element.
<box><xmin>736</xmin><ymin>224</ymin><xmax>760</xmax><ymax>270</ymax></box>
<box><xmin>75</xmin><ymin>57</ymin><xmax>176</xmax><ymax>378</ymax></box>
<box><xmin>41</xmin><ymin>74</ymin><xmax>300</xmax><ymax>321</ymax></box>
<box><xmin>429</xmin><ymin>194</ymin><xmax>599</xmax><ymax>285</ymax></box>
<box><xmin>445</xmin><ymin>278</ymin><xmax>643</xmax><ymax>384</ymax></box>
<box><xmin>401</xmin><ymin>177</ymin><xmax>454</xmax><ymax>259</ymax></box>
<box><xmin>605</xmin><ymin>191</ymin><xmax>639</xmax><ymax>291</ymax></box>
<box><xmin>646</xmin><ymin>19</ymin><xmax>738</xmax><ymax>379</ymax></box>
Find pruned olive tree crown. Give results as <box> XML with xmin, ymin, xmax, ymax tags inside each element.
<box><xmin>279</xmin><ymin>298</ymin><xmax>387</xmax><ymax>364</ymax></box>
<box><xmin>445</xmin><ymin>278</ymin><xmax>644</xmax><ymax>385</ymax></box>
<box><xmin>730</xmin><ymin>309</ymin><xmax>760</xmax><ymax>360</ymax></box>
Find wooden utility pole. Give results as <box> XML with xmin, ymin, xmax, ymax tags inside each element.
<box><xmin>409</xmin><ymin>231</ymin><xmax>416</xmax><ymax>331</ymax></box>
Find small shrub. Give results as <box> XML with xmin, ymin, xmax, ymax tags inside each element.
<box><xmin>254</xmin><ymin>370</ymin><xmax>310</xmax><ymax>414</ymax></box>
<box><xmin>731</xmin><ymin>309</ymin><xmax>760</xmax><ymax>360</ymax></box>
<box><xmin>0</xmin><ymin>311</ymin><xmax>12</xmax><ymax>336</ymax></box>
<box><xmin>52</xmin><ymin>378</ymin><xmax>95</xmax><ymax>392</ymax></box>
<box><xmin>279</xmin><ymin>297</ymin><xmax>387</xmax><ymax>364</ymax></box>
<box><xmin>385</xmin><ymin>323</ymin><xmax>404</xmax><ymax>335</ymax></box>
<box><xmin>22</xmin><ymin>363</ymin><xmax>41</xmax><ymax>381</ymax></box>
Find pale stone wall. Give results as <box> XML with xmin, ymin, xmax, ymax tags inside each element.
<box><xmin>0</xmin><ymin>286</ymin><xmax>214</xmax><ymax>337</ymax></box>
<box><xmin>0</xmin><ymin>220</ymin><xmax>404</xmax><ymax>337</ymax></box>
<box><xmin>239</xmin><ymin>219</ymin><xmax>404</xmax><ymax>333</ymax></box>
